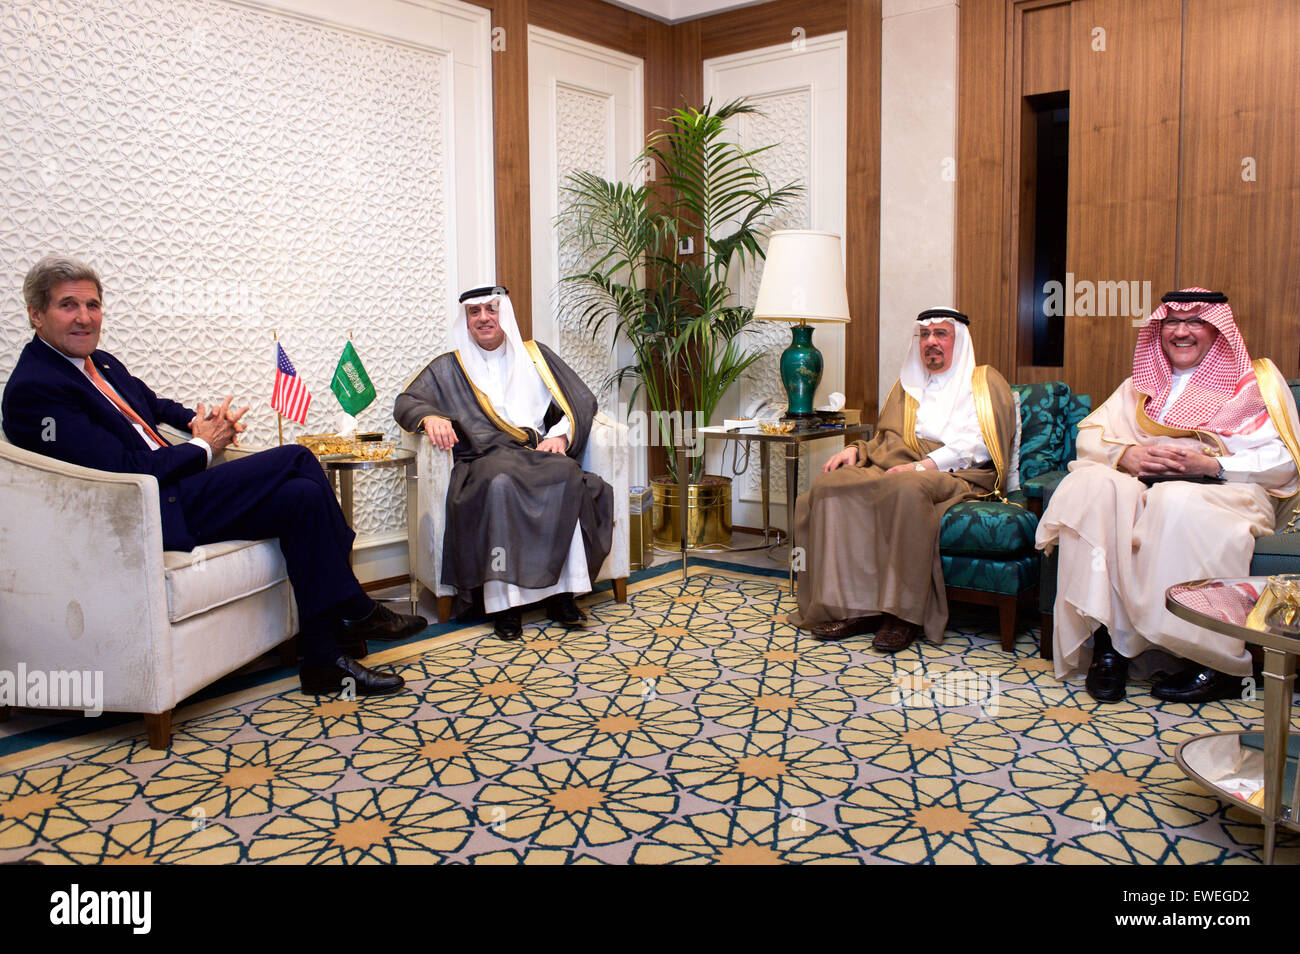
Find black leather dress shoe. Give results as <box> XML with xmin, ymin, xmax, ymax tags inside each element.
<box><xmin>1085</xmin><ymin>648</ymin><xmax>1129</xmax><ymax>703</ymax></box>
<box><xmin>299</xmin><ymin>656</ymin><xmax>404</xmax><ymax>695</ymax></box>
<box><xmin>494</xmin><ymin>608</ymin><xmax>523</xmax><ymax>641</ymax></box>
<box><xmin>1152</xmin><ymin>665</ymin><xmax>1244</xmax><ymax>704</ymax></box>
<box><xmin>339</xmin><ymin>602</ymin><xmax>427</xmax><ymax>642</ymax></box>
<box><xmin>545</xmin><ymin>593</ymin><xmax>587</xmax><ymax>628</ymax></box>
<box><xmin>810</xmin><ymin>616</ymin><xmax>876</xmax><ymax>642</ymax></box>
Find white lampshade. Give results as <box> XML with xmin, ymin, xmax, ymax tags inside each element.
<box><xmin>753</xmin><ymin>230</ymin><xmax>851</xmax><ymax>323</ymax></box>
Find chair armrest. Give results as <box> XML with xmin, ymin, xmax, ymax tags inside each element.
<box><xmin>0</xmin><ymin>441</ymin><xmax>174</xmax><ymax>712</ymax></box>
<box><xmin>404</xmin><ymin>430</ymin><xmax>454</xmax><ymax>595</ymax></box>
<box><xmin>1021</xmin><ymin>470</ymin><xmax>1068</xmax><ymax>500</ymax></box>
<box><xmin>585</xmin><ymin>413</ymin><xmax>630</xmax><ymax>580</ymax></box>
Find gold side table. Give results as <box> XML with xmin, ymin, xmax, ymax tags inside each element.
<box><xmin>680</xmin><ymin>423</ymin><xmax>868</xmax><ymax>594</ymax></box>
<box><xmin>322</xmin><ymin>449</ymin><xmax>418</xmax><ymax>614</ymax></box>
<box><xmin>1166</xmin><ymin>577</ymin><xmax>1300</xmax><ymax>865</ymax></box>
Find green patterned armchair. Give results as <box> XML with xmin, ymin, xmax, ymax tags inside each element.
<box><xmin>940</xmin><ymin>382</ymin><xmax>1091</xmax><ymax>653</ymax></box>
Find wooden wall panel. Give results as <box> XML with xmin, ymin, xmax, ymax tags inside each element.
<box><xmin>1063</xmin><ymin>0</ymin><xmax>1181</xmax><ymax>402</ymax></box>
<box><xmin>1177</xmin><ymin>0</ymin><xmax>1300</xmax><ymax>376</ymax></box>
<box><xmin>1021</xmin><ymin>1</ymin><xmax>1071</xmax><ymax>96</ymax></box>
<box><xmin>527</xmin><ymin>0</ymin><xmax>647</xmax><ymax>57</ymax></box>
<box><xmin>846</xmin><ymin>0</ymin><xmax>881</xmax><ymax>419</ymax></box>
<box><xmin>699</xmin><ymin>1</ymin><xmax>848</xmax><ymax>61</ymax></box>
<box><xmin>490</xmin><ymin>0</ymin><xmax>533</xmax><ymax>336</ymax></box>
<box><xmin>645</xmin><ymin>19</ymin><xmax>702</xmax><ymax>479</ymax></box>
<box><xmin>956</xmin><ymin>0</ymin><xmax>1012</xmax><ymax>376</ymax></box>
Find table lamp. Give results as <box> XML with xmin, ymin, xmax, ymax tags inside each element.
<box><xmin>752</xmin><ymin>230</ymin><xmax>851</xmax><ymax>419</ymax></box>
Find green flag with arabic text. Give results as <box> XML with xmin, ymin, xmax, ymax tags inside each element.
<box><xmin>331</xmin><ymin>340</ymin><xmax>375</xmax><ymax>416</ymax></box>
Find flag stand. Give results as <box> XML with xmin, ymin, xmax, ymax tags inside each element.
<box><xmin>274</xmin><ymin>330</ymin><xmax>284</xmax><ymax>446</ymax></box>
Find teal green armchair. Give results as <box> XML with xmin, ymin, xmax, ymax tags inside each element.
<box><xmin>940</xmin><ymin>382</ymin><xmax>1092</xmax><ymax>653</ymax></box>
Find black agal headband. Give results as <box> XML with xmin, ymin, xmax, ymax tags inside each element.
<box><xmin>1160</xmin><ymin>290</ymin><xmax>1228</xmax><ymax>305</ymax></box>
<box><xmin>917</xmin><ymin>307</ymin><xmax>970</xmax><ymax>326</ymax></box>
<box><xmin>459</xmin><ymin>285</ymin><xmax>509</xmax><ymax>303</ymax></box>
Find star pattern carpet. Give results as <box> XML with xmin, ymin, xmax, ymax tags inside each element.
<box><xmin>1</xmin><ymin>562</ymin><xmax>1295</xmax><ymax>865</ymax></box>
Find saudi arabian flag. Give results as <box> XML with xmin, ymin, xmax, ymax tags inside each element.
<box><xmin>331</xmin><ymin>341</ymin><xmax>375</xmax><ymax>416</ymax></box>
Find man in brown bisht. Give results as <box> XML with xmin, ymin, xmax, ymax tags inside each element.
<box><xmin>789</xmin><ymin>307</ymin><xmax>1017</xmax><ymax>653</ymax></box>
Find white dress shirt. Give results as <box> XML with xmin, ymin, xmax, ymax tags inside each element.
<box><xmin>472</xmin><ymin>341</ymin><xmax>569</xmax><ymax>441</ymax></box>
<box><xmin>915</xmin><ymin>367</ymin><xmax>992</xmax><ymax>472</ymax></box>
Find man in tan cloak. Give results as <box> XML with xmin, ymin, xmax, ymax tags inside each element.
<box><xmin>790</xmin><ymin>307</ymin><xmax>1017</xmax><ymax>652</ymax></box>
<box><xmin>1036</xmin><ymin>288</ymin><xmax>1300</xmax><ymax>703</ymax></box>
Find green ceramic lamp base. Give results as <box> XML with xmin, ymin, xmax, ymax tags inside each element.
<box><xmin>779</xmin><ymin>322</ymin><xmax>823</xmax><ymax>419</ymax></box>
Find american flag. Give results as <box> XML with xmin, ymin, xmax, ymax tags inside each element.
<box><xmin>272</xmin><ymin>343</ymin><xmax>312</xmax><ymax>424</ymax></box>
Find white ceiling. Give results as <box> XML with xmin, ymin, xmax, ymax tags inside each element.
<box><xmin>600</xmin><ymin>0</ymin><xmax>769</xmax><ymax>24</ymax></box>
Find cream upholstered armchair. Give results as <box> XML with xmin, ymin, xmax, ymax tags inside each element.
<box><xmin>404</xmin><ymin>411</ymin><xmax>631</xmax><ymax>622</ymax></box>
<box><xmin>0</xmin><ymin>425</ymin><xmax>297</xmax><ymax>749</ymax></box>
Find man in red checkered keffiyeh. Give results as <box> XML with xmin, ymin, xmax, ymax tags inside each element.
<box><xmin>1037</xmin><ymin>287</ymin><xmax>1300</xmax><ymax>706</ymax></box>
<box><xmin>1132</xmin><ymin>287</ymin><xmax>1270</xmax><ymax>437</ymax></box>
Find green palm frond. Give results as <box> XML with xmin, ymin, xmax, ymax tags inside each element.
<box><xmin>556</xmin><ymin>97</ymin><xmax>803</xmax><ymax>482</ymax></box>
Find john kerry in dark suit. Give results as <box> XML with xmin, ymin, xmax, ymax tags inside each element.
<box><xmin>2</xmin><ymin>255</ymin><xmax>425</xmax><ymax>697</ymax></box>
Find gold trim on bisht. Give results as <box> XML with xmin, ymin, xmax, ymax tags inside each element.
<box><xmin>451</xmin><ymin>350</ymin><xmax>530</xmax><ymax>443</ymax></box>
<box><xmin>1136</xmin><ymin>396</ymin><xmax>1228</xmax><ymax>456</ymax></box>
<box><xmin>970</xmin><ymin>365</ymin><xmax>1006</xmax><ymax>497</ymax></box>
<box><xmin>523</xmin><ymin>340</ymin><xmax>576</xmax><ymax>447</ymax></box>
<box><xmin>1254</xmin><ymin>357</ymin><xmax>1300</xmax><ymax>501</ymax></box>
<box><xmin>902</xmin><ymin>390</ymin><xmax>924</xmax><ymax>457</ymax></box>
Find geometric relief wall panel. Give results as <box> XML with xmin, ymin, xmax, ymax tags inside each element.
<box><xmin>735</xmin><ymin>87</ymin><xmax>813</xmax><ymax>505</ymax></box>
<box><xmin>553</xmin><ymin>82</ymin><xmax>616</xmax><ymax>415</ymax></box>
<box><xmin>0</xmin><ymin>0</ymin><xmax>452</xmax><ymax>540</ymax></box>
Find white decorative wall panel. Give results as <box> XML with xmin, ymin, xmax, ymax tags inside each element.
<box><xmin>704</xmin><ymin>33</ymin><xmax>847</xmax><ymax>528</ymax></box>
<box><xmin>0</xmin><ymin>0</ymin><xmax>492</xmax><ymax>546</ymax></box>
<box><xmin>528</xmin><ymin>27</ymin><xmax>643</xmax><ymax>461</ymax></box>
<box><xmin>553</xmin><ymin>81</ymin><xmax>616</xmax><ymax>411</ymax></box>
<box><xmin>735</xmin><ymin>87</ymin><xmax>813</xmax><ymax>504</ymax></box>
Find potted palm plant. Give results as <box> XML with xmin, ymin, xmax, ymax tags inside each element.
<box><xmin>558</xmin><ymin>98</ymin><xmax>800</xmax><ymax>547</ymax></box>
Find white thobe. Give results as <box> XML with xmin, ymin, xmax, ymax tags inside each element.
<box><xmin>1037</xmin><ymin>374</ymin><xmax>1297</xmax><ymax>679</ymax></box>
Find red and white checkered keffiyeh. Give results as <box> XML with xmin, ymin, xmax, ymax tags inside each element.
<box><xmin>1169</xmin><ymin>580</ymin><xmax>1261</xmax><ymax>626</ymax></box>
<box><xmin>1132</xmin><ymin>288</ymin><xmax>1268</xmax><ymax>435</ymax></box>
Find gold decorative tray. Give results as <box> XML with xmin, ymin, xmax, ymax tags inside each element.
<box><xmin>297</xmin><ymin>433</ymin><xmax>394</xmax><ymax>461</ymax></box>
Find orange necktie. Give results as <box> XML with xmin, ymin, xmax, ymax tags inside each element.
<box><xmin>83</xmin><ymin>358</ymin><xmax>167</xmax><ymax>447</ymax></box>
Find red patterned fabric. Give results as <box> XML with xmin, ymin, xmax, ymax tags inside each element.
<box><xmin>1170</xmin><ymin>581</ymin><xmax>1261</xmax><ymax>626</ymax></box>
<box><xmin>1132</xmin><ymin>288</ymin><xmax>1268</xmax><ymax>435</ymax></box>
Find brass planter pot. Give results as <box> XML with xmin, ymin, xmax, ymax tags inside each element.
<box><xmin>651</xmin><ymin>476</ymin><xmax>732</xmax><ymax>549</ymax></box>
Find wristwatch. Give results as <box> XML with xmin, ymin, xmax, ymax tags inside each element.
<box><xmin>1215</xmin><ymin>460</ymin><xmax>1225</xmax><ymax>480</ymax></box>
<box><xmin>914</xmin><ymin>462</ymin><xmax>927</xmax><ymax>472</ymax></box>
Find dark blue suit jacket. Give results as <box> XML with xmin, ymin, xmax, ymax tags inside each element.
<box><xmin>2</xmin><ymin>334</ymin><xmax>207</xmax><ymax>548</ymax></box>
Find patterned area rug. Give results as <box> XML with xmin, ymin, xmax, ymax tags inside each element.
<box><xmin>1</xmin><ymin>562</ymin><xmax>1296</xmax><ymax>865</ymax></box>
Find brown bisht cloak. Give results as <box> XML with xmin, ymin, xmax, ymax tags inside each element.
<box><xmin>789</xmin><ymin>366</ymin><xmax>1017</xmax><ymax>643</ymax></box>
<box><xmin>395</xmin><ymin>341</ymin><xmax>613</xmax><ymax>615</ymax></box>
